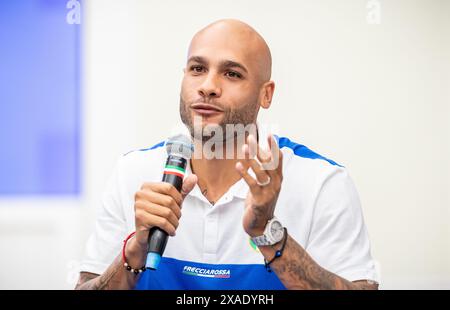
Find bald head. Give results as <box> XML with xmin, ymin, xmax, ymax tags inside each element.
<box><xmin>180</xmin><ymin>20</ymin><xmax>276</xmax><ymax>138</ymax></box>
<box><xmin>188</xmin><ymin>19</ymin><xmax>272</xmax><ymax>83</ymax></box>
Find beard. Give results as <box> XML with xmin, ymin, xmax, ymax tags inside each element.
<box><xmin>179</xmin><ymin>95</ymin><xmax>259</xmax><ymax>143</ymax></box>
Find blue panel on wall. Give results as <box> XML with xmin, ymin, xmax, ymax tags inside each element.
<box><xmin>0</xmin><ymin>0</ymin><xmax>81</xmax><ymax>195</ymax></box>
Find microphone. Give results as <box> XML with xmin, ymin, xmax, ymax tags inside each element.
<box><xmin>145</xmin><ymin>134</ymin><xmax>193</xmax><ymax>270</ymax></box>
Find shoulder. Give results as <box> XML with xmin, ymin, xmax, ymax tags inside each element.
<box><xmin>115</xmin><ymin>140</ymin><xmax>167</xmax><ymax>183</ymax></box>
<box><xmin>277</xmin><ymin>136</ymin><xmax>343</xmax><ymax>167</ymax></box>
<box><xmin>121</xmin><ymin>140</ymin><xmax>166</xmax><ymax>162</ymax></box>
<box><xmin>276</xmin><ymin>135</ymin><xmax>360</xmax><ymax>210</ymax></box>
<box><xmin>276</xmin><ymin>135</ymin><xmax>346</xmax><ymax>182</ymax></box>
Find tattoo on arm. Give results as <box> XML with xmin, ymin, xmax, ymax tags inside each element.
<box><xmin>352</xmin><ymin>280</ymin><xmax>379</xmax><ymax>290</ymax></box>
<box><xmin>75</xmin><ymin>272</ymin><xmax>100</xmax><ymax>290</ymax></box>
<box><xmin>75</xmin><ymin>255</ymin><xmax>141</xmax><ymax>290</ymax></box>
<box><xmin>265</xmin><ymin>235</ymin><xmax>378</xmax><ymax>290</ymax></box>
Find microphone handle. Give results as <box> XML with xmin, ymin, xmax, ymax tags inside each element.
<box><xmin>145</xmin><ymin>155</ymin><xmax>187</xmax><ymax>270</ymax></box>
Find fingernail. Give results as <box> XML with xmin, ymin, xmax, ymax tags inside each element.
<box><xmin>243</xmin><ymin>144</ymin><xmax>249</xmax><ymax>154</ymax></box>
<box><xmin>236</xmin><ymin>162</ymin><xmax>244</xmax><ymax>171</ymax></box>
<box><xmin>248</xmin><ymin>134</ymin><xmax>255</xmax><ymax>143</ymax></box>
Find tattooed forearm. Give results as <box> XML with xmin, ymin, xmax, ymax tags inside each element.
<box><xmin>75</xmin><ymin>255</ymin><xmax>142</xmax><ymax>290</ymax></box>
<box><xmin>75</xmin><ymin>272</ymin><xmax>100</xmax><ymax>290</ymax></box>
<box><xmin>76</xmin><ymin>236</ymin><xmax>149</xmax><ymax>290</ymax></box>
<box><xmin>259</xmin><ymin>235</ymin><xmax>378</xmax><ymax>290</ymax></box>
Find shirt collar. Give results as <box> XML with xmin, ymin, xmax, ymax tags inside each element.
<box><xmin>184</xmin><ymin>159</ymin><xmax>248</xmax><ymax>202</ymax></box>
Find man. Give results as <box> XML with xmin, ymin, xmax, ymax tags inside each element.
<box><xmin>76</xmin><ymin>19</ymin><xmax>379</xmax><ymax>290</ymax></box>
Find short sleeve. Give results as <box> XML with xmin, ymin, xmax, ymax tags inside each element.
<box><xmin>305</xmin><ymin>167</ymin><xmax>379</xmax><ymax>283</ymax></box>
<box><xmin>79</xmin><ymin>158</ymin><xmax>128</xmax><ymax>275</ymax></box>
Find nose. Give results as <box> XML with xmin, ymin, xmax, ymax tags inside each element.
<box><xmin>198</xmin><ymin>73</ymin><xmax>222</xmax><ymax>99</ymax></box>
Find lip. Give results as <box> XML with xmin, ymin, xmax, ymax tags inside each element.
<box><xmin>190</xmin><ymin>103</ymin><xmax>223</xmax><ymax>116</ymax></box>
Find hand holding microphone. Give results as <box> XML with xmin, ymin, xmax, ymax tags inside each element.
<box><xmin>130</xmin><ymin>135</ymin><xmax>197</xmax><ymax>270</ymax></box>
<box><xmin>133</xmin><ymin>180</ymin><xmax>196</xmax><ymax>245</ymax></box>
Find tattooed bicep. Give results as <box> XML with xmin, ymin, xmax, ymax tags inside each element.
<box><xmin>75</xmin><ymin>272</ymin><xmax>99</xmax><ymax>289</ymax></box>
<box><xmin>352</xmin><ymin>280</ymin><xmax>379</xmax><ymax>290</ymax></box>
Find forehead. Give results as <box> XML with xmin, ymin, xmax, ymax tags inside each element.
<box><xmin>188</xmin><ymin>28</ymin><xmax>258</xmax><ymax>70</ymax></box>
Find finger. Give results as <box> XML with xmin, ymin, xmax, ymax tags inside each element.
<box><xmin>181</xmin><ymin>174</ymin><xmax>198</xmax><ymax>200</ymax></box>
<box><xmin>143</xmin><ymin>182</ymin><xmax>183</xmax><ymax>206</ymax></box>
<box><xmin>136</xmin><ymin>200</ymin><xmax>180</xmax><ymax>229</ymax></box>
<box><xmin>136</xmin><ymin>201</ymin><xmax>179</xmax><ymax>235</ymax></box>
<box><xmin>249</xmin><ymin>159</ymin><xmax>270</xmax><ymax>185</ymax></box>
<box><xmin>247</xmin><ymin>134</ymin><xmax>271</xmax><ymax>164</ymax></box>
<box><xmin>149</xmin><ymin>214</ymin><xmax>177</xmax><ymax>236</ymax></box>
<box><xmin>235</xmin><ymin>161</ymin><xmax>259</xmax><ymax>193</ymax></box>
<box><xmin>246</xmin><ymin>134</ymin><xmax>258</xmax><ymax>160</ymax></box>
<box><xmin>246</xmin><ymin>134</ymin><xmax>279</xmax><ymax>181</ymax></box>
<box><xmin>243</xmin><ymin>141</ymin><xmax>271</xmax><ymax>185</ymax></box>
<box><xmin>137</xmin><ymin>190</ymin><xmax>181</xmax><ymax>219</ymax></box>
<box><xmin>135</xmin><ymin>208</ymin><xmax>177</xmax><ymax>236</ymax></box>
<box><xmin>268</xmin><ymin>134</ymin><xmax>283</xmax><ymax>174</ymax></box>
<box><xmin>260</xmin><ymin>134</ymin><xmax>283</xmax><ymax>177</ymax></box>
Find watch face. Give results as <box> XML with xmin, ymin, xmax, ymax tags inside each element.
<box><xmin>270</xmin><ymin>220</ymin><xmax>283</xmax><ymax>241</ymax></box>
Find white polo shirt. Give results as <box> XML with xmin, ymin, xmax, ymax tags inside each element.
<box><xmin>80</xmin><ymin>135</ymin><xmax>379</xmax><ymax>289</ymax></box>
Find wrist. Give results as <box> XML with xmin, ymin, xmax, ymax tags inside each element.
<box><xmin>125</xmin><ymin>236</ymin><xmax>148</xmax><ymax>267</ymax></box>
<box><xmin>249</xmin><ymin>217</ymin><xmax>285</xmax><ymax>246</ymax></box>
<box><xmin>247</xmin><ymin>227</ymin><xmax>265</xmax><ymax>238</ymax></box>
<box><xmin>263</xmin><ymin>227</ymin><xmax>288</xmax><ymax>272</ymax></box>
<box><xmin>245</xmin><ymin>217</ymin><xmax>272</xmax><ymax>238</ymax></box>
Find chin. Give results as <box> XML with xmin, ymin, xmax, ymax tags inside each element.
<box><xmin>191</xmin><ymin>113</ymin><xmax>223</xmax><ymax>127</ymax></box>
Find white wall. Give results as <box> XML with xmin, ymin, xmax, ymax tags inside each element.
<box><xmin>0</xmin><ymin>0</ymin><xmax>448</xmax><ymax>289</ymax></box>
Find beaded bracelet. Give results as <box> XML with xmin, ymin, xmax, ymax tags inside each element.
<box><xmin>122</xmin><ymin>231</ymin><xmax>147</xmax><ymax>275</ymax></box>
<box><xmin>264</xmin><ymin>227</ymin><xmax>288</xmax><ymax>272</ymax></box>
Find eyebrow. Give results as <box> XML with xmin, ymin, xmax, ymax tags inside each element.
<box><xmin>187</xmin><ymin>56</ymin><xmax>248</xmax><ymax>74</ymax></box>
<box><xmin>221</xmin><ymin>60</ymin><xmax>248</xmax><ymax>74</ymax></box>
<box><xmin>187</xmin><ymin>56</ymin><xmax>208</xmax><ymax>65</ymax></box>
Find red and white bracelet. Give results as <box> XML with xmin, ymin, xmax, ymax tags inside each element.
<box><xmin>122</xmin><ymin>231</ymin><xmax>147</xmax><ymax>274</ymax></box>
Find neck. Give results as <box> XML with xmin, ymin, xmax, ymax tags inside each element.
<box><xmin>190</xmin><ymin>137</ymin><xmax>244</xmax><ymax>204</ymax></box>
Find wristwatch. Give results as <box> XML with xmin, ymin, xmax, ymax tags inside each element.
<box><xmin>251</xmin><ymin>217</ymin><xmax>285</xmax><ymax>246</ymax></box>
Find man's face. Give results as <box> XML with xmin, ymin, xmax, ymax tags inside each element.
<box><xmin>180</xmin><ymin>25</ymin><xmax>263</xmax><ymax>141</ymax></box>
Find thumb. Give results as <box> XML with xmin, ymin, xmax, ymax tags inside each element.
<box><xmin>181</xmin><ymin>174</ymin><xmax>198</xmax><ymax>200</ymax></box>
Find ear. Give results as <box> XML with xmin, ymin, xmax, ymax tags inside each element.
<box><xmin>259</xmin><ymin>81</ymin><xmax>275</xmax><ymax>109</ymax></box>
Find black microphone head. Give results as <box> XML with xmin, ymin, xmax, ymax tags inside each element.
<box><xmin>165</xmin><ymin>134</ymin><xmax>193</xmax><ymax>159</ymax></box>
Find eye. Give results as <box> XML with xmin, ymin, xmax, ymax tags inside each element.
<box><xmin>190</xmin><ymin>65</ymin><xmax>205</xmax><ymax>73</ymax></box>
<box><xmin>225</xmin><ymin>71</ymin><xmax>242</xmax><ymax>79</ymax></box>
